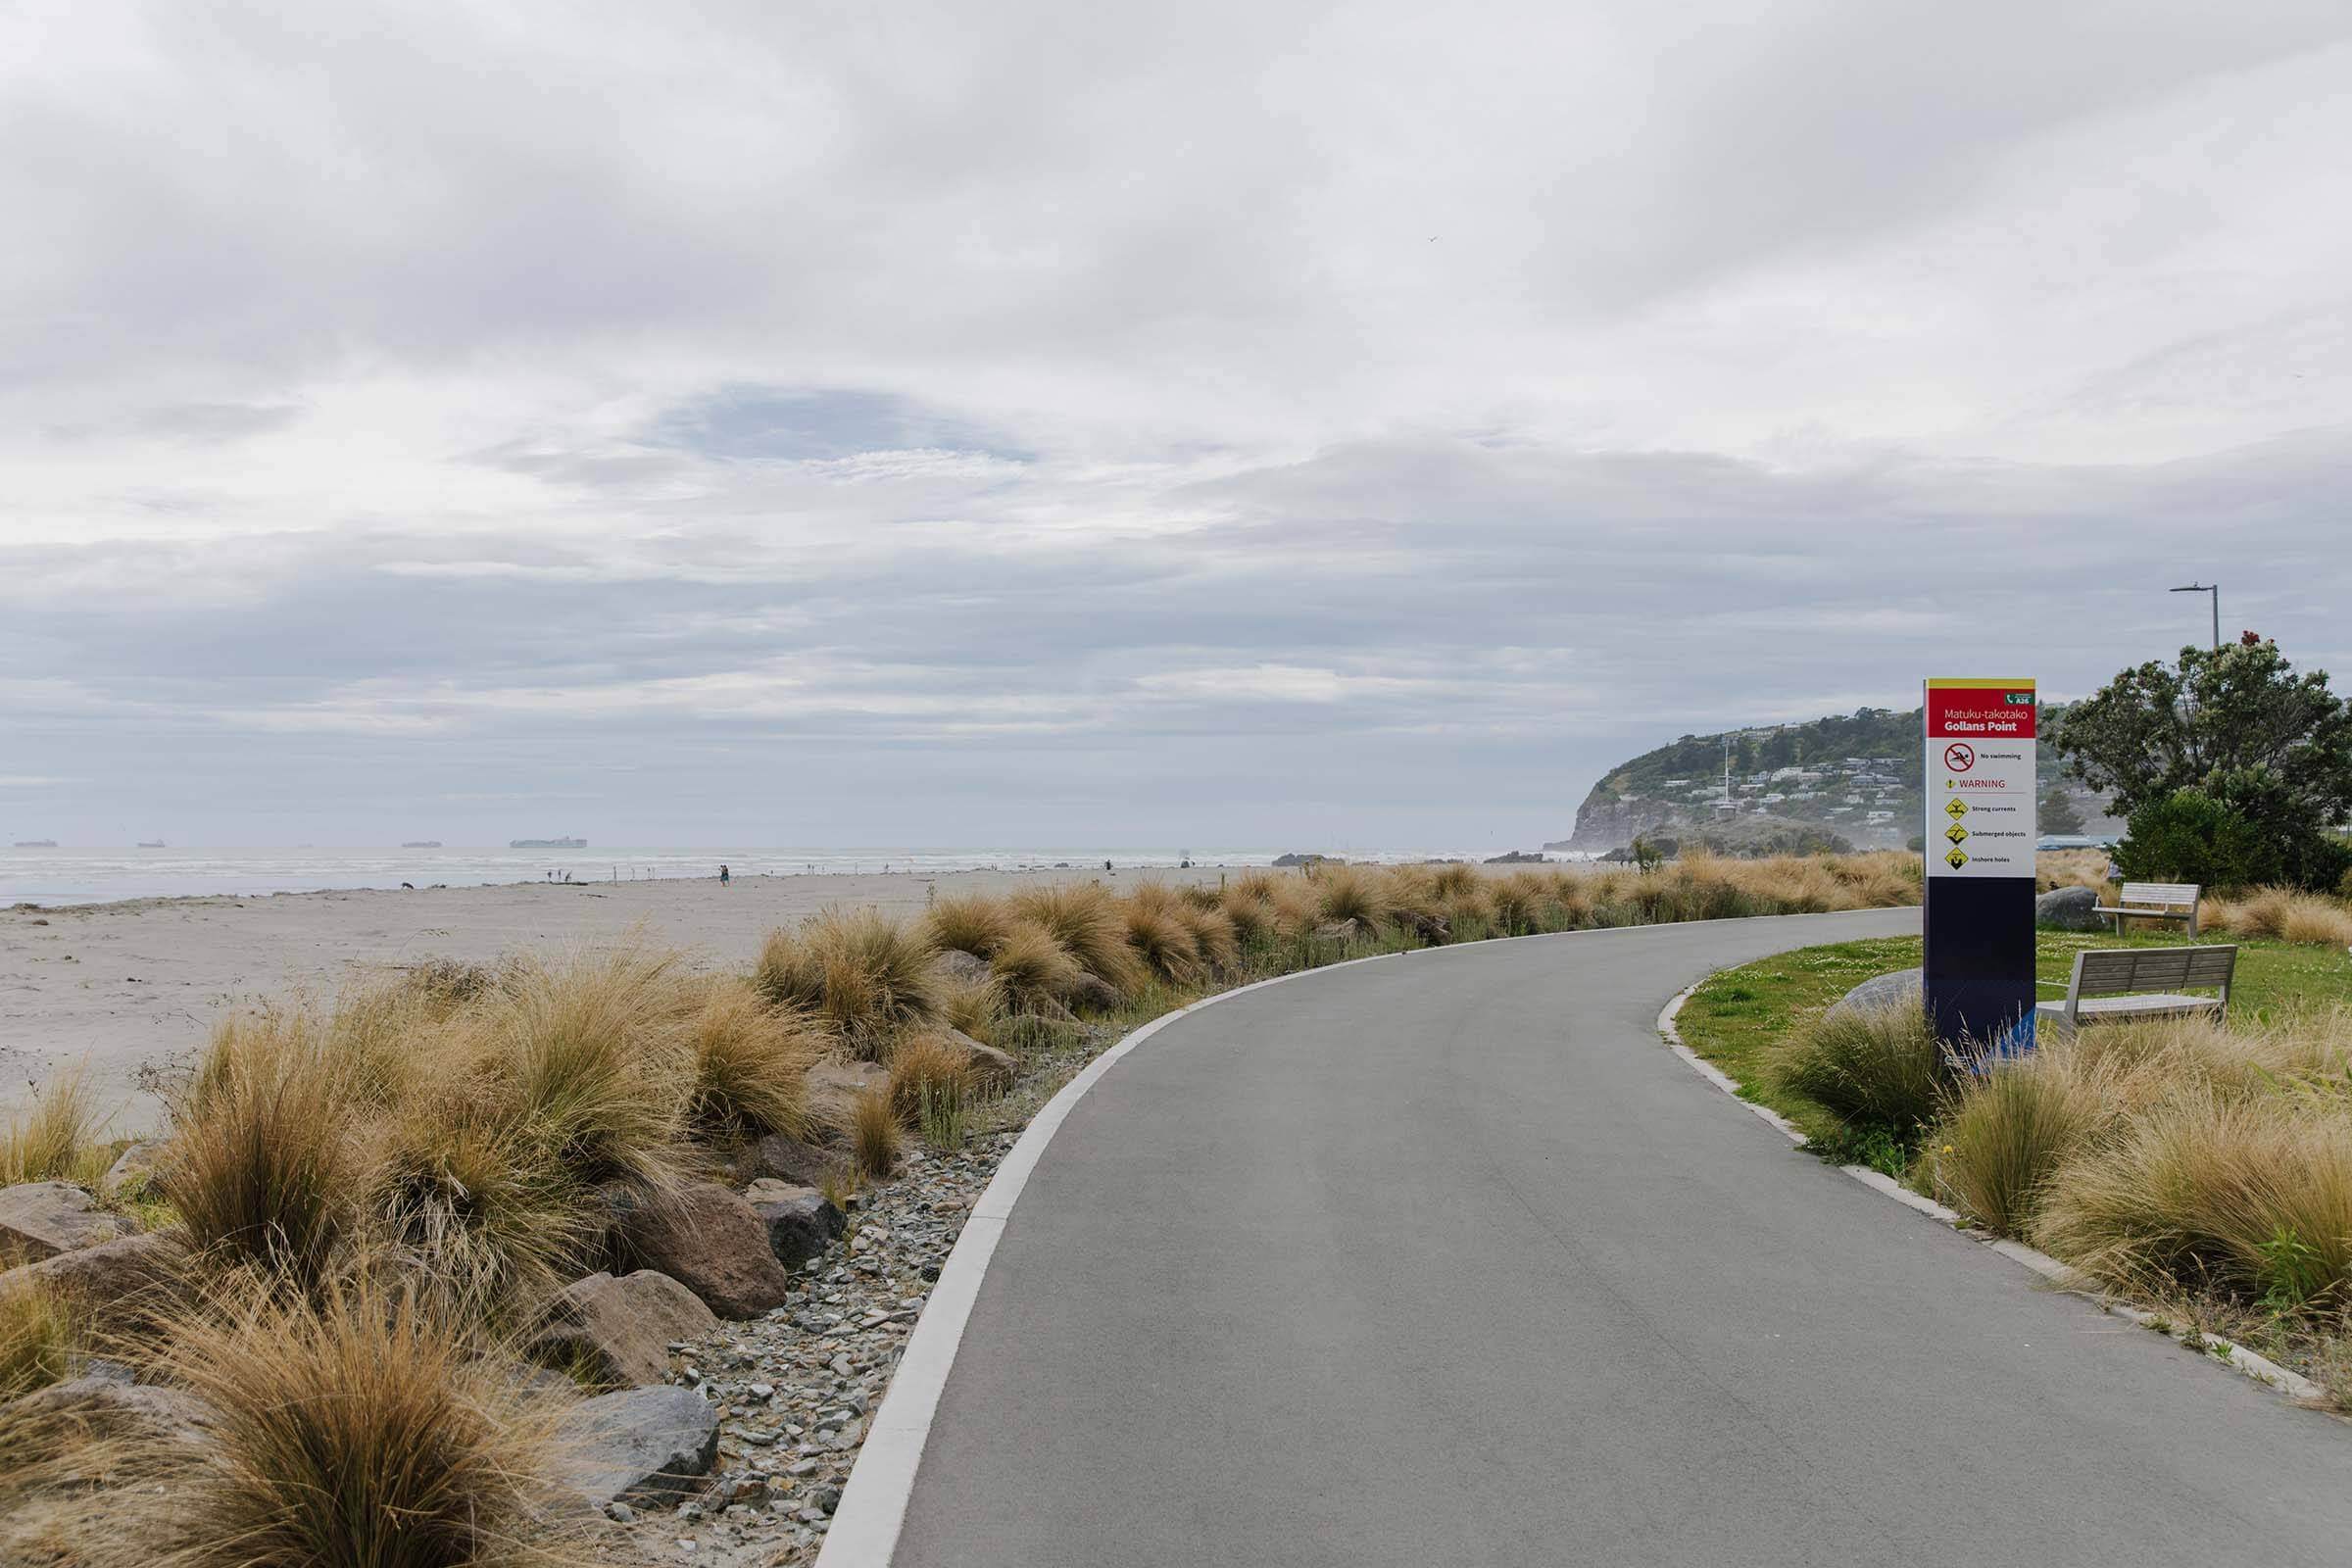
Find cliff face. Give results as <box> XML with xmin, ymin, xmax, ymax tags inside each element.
<box><xmin>1548</xmin><ymin>706</ymin><xmax>2118</xmax><ymax>854</ymax></box>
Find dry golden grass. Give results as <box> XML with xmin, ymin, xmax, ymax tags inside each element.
<box><xmin>133</xmin><ymin>1272</ymin><xmax>570</xmax><ymax>1568</ymax></box>
<box><xmin>989</xmin><ymin>918</ymin><xmax>1087</xmax><ymax>1011</ymax></box>
<box><xmin>1</xmin><ymin>1064</ymin><xmax>107</xmax><ymax>1188</ymax></box>
<box><xmin>885</xmin><ymin>1031</ymin><xmax>975</xmax><ymax>1123</ymax></box>
<box><xmin>1313</xmin><ymin>864</ymin><xmax>1394</xmax><ymax>933</ymax></box>
<box><xmin>1174</xmin><ymin>904</ymin><xmax>1240</xmax><ymax>973</ymax></box>
<box><xmin>2036</xmin><ymin>849</ymin><xmax>2111</xmax><ymax>892</ymax></box>
<box><xmin>2035</xmin><ymin>1092</ymin><xmax>2352</xmax><ymax>1310</ymax></box>
<box><xmin>1931</xmin><ymin>1052</ymin><xmax>2106</xmax><ymax>1237</ymax></box>
<box><xmin>1773</xmin><ymin>1003</ymin><xmax>1947</xmax><ymax>1135</ymax></box>
<box><xmin>679</xmin><ymin>977</ymin><xmax>822</xmax><ymax>1142</ymax></box>
<box><xmin>844</xmin><ymin>1086</ymin><xmax>902</xmax><ymax>1178</ymax></box>
<box><xmin>1008</xmin><ymin>882</ymin><xmax>1147</xmax><ymax>998</ymax></box>
<box><xmin>1122</xmin><ymin>903</ymin><xmax>1203</xmax><ymax>983</ymax></box>
<box><xmin>939</xmin><ymin>973</ymin><xmax>1006</xmax><ymax>1046</ymax></box>
<box><xmin>756</xmin><ymin>907</ymin><xmax>941</xmax><ymax>1055</ymax></box>
<box><xmin>2204</xmin><ymin>887</ymin><xmax>2352</xmax><ymax>948</ymax></box>
<box><xmin>924</xmin><ymin>893</ymin><xmax>1013</xmax><ymax>958</ymax></box>
<box><xmin>161</xmin><ymin>1009</ymin><xmax>365</xmax><ymax>1288</ymax></box>
<box><xmin>0</xmin><ymin>1280</ymin><xmax>77</xmax><ymax>1401</ymax></box>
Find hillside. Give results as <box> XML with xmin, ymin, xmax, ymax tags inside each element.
<box><xmin>1549</xmin><ymin>705</ymin><xmax>2119</xmax><ymax>854</ymax></box>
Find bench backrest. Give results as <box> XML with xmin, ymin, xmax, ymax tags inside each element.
<box><xmin>2072</xmin><ymin>944</ymin><xmax>2237</xmax><ymax>999</ymax></box>
<box><xmin>2116</xmin><ymin>881</ymin><xmax>2200</xmax><ymax>910</ymax></box>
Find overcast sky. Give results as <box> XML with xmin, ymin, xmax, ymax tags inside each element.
<box><xmin>6</xmin><ymin>1</ymin><xmax>2351</xmax><ymax>849</ymax></box>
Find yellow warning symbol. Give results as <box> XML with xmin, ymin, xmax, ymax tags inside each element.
<box><xmin>1945</xmin><ymin>799</ymin><xmax>1969</xmax><ymax>819</ymax></box>
<box><xmin>1945</xmin><ymin>848</ymin><xmax>1969</xmax><ymax>869</ymax></box>
<box><xmin>1944</xmin><ymin>822</ymin><xmax>1969</xmax><ymax>845</ymax></box>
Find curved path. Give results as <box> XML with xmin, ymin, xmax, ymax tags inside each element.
<box><xmin>881</xmin><ymin>912</ymin><xmax>2352</xmax><ymax>1566</ymax></box>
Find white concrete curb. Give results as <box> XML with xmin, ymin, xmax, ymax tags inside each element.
<box><xmin>817</xmin><ymin>949</ymin><xmax>1410</xmax><ymax>1568</ymax></box>
<box><xmin>1654</xmin><ymin>977</ymin><xmax>2328</xmax><ymax>1407</ymax></box>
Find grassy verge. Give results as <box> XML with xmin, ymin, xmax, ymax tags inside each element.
<box><xmin>1676</xmin><ymin>929</ymin><xmax>2352</xmax><ymax>1406</ymax></box>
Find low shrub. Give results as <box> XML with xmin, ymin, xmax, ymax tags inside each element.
<box><xmin>1774</xmin><ymin>1004</ymin><xmax>1948</xmax><ymax>1139</ymax></box>
<box><xmin>756</xmin><ymin>908</ymin><xmax>940</xmax><ymax>1055</ymax></box>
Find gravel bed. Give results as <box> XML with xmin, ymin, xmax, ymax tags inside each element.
<box><xmin>591</xmin><ymin>1025</ymin><xmax>1116</xmax><ymax>1565</ymax></box>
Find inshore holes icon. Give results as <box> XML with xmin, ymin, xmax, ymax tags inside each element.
<box><xmin>1945</xmin><ymin>848</ymin><xmax>1969</xmax><ymax>869</ymax></box>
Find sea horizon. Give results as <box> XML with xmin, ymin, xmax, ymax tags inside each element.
<box><xmin>0</xmin><ymin>843</ymin><xmax>1590</xmax><ymax>907</ymax></box>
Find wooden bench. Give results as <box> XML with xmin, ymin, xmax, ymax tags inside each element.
<box><xmin>2093</xmin><ymin>880</ymin><xmax>2201</xmax><ymax>938</ymax></box>
<box><xmin>2034</xmin><ymin>944</ymin><xmax>2236</xmax><ymax>1035</ymax></box>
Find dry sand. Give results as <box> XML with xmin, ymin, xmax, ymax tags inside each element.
<box><xmin>0</xmin><ymin>865</ymin><xmax>1231</xmax><ymax>1134</ymax></box>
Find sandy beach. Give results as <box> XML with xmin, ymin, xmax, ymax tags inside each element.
<box><xmin>0</xmin><ymin>865</ymin><xmax>1230</xmax><ymax>1133</ymax></box>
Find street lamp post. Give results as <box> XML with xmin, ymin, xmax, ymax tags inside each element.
<box><xmin>2171</xmin><ymin>582</ymin><xmax>2219</xmax><ymax>652</ymax></box>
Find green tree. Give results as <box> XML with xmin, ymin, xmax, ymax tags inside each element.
<box><xmin>2060</xmin><ymin>637</ymin><xmax>2352</xmax><ymax>891</ymax></box>
<box><xmin>2038</xmin><ymin>788</ymin><xmax>2087</xmax><ymax>836</ymax></box>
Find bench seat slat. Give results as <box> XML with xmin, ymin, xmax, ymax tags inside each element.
<box><xmin>2037</xmin><ymin>994</ymin><xmax>2223</xmax><ymax>1018</ymax></box>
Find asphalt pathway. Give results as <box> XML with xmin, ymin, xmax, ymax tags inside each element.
<box><xmin>893</xmin><ymin>911</ymin><xmax>2352</xmax><ymax>1566</ymax></box>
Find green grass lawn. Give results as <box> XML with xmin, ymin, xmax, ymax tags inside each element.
<box><xmin>1677</xmin><ymin>931</ymin><xmax>2352</xmax><ymax>1150</ymax></box>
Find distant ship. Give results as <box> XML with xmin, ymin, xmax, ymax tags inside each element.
<box><xmin>510</xmin><ymin>836</ymin><xmax>587</xmax><ymax>849</ymax></box>
<box><xmin>136</xmin><ymin>840</ymin><xmax>167</xmax><ymax>849</ymax></box>
<box><xmin>401</xmin><ymin>840</ymin><xmax>443</xmax><ymax>848</ymax></box>
<box><xmin>11</xmin><ymin>839</ymin><xmax>58</xmax><ymax>848</ymax></box>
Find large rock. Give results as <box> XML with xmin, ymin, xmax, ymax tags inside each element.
<box><xmin>0</xmin><ymin>1183</ymin><xmax>133</xmax><ymax>1264</ymax></box>
<box><xmin>0</xmin><ymin>1231</ymin><xmax>187</xmax><ymax>1331</ymax></box>
<box><xmin>742</xmin><ymin>1180</ymin><xmax>846</xmax><ymax>1268</ymax></box>
<box><xmin>1064</xmin><ymin>971</ymin><xmax>1122</xmax><ymax>1012</ymax></box>
<box><xmin>559</xmin><ymin>1386</ymin><xmax>720</xmax><ymax>1510</ymax></box>
<box><xmin>531</xmin><ymin>1270</ymin><xmax>718</xmax><ymax>1389</ymax></box>
<box><xmin>617</xmin><ymin>1183</ymin><xmax>794</xmax><ymax>1319</ymax></box>
<box><xmin>1826</xmin><ymin>967</ymin><xmax>1923</xmax><ymax>1022</ymax></box>
<box><xmin>100</xmin><ymin>1141</ymin><xmax>161</xmax><ymax>1200</ymax></box>
<box><xmin>805</xmin><ymin>1059</ymin><xmax>891</xmax><ymax>1124</ymax></box>
<box><xmin>3</xmin><ymin>1372</ymin><xmax>216</xmax><ymax>1450</ymax></box>
<box><xmin>935</xmin><ymin>949</ymin><xmax>991</xmax><ymax>985</ymax></box>
<box><xmin>942</xmin><ymin>1027</ymin><xmax>1018</xmax><ymax>1092</ymax></box>
<box><xmin>742</xmin><ymin>1132</ymin><xmax>848</xmax><ymax>1190</ymax></box>
<box><xmin>2035</xmin><ymin>885</ymin><xmax>2105</xmax><ymax>932</ymax></box>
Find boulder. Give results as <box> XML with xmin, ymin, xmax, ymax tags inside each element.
<box><xmin>743</xmin><ymin>1132</ymin><xmax>848</xmax><ymax>1191</ymax></box>
<box><xmin>3</xmin><ymin>1372</ymin><xmax>216</xmax><ymax>1451</ymax></box>
<box><xmin>1065</xmin><ymin>971</ymin><xmax>1122</xmax><ymax>1012</ymax></box>
<box><xmin>1396</xmin><ymin>909</ymin><xmax>1451</xmax><ymax>945</ymax></box>
<box><xmin>943</xmin><ymin>1027</ymin><xmax>1018</xmax><ymax>1092</ymax></box>
<box><xmin>2035</xmin><ymin>885</ymin><xmax>2105</xmax><ymax>932</ymax></box>
<box><xmin>100</xmin><ymin>1141</ymin><xmax>161</xmax><ymax>1200</ymax></box>
<box><xmin>805</xmin><ymin>1059</ymin><xmax>891</xmax><ymax>1125</ymax></box>
<box><xmin>558</xmin><ymin>1385</ymin><xmax>720</xmax><ymax>1511</ymax></box>
<box><xmin>936</xmin><ymin>949</ymin><xmax>992</xmax><ymax>985</ymax></box>
<box><xmin>1313</xmin><ymin>918</ymin><xmax>1369</xmax><ymax>944</ymax></box>
<box><xmin>742</xmin><ymin>1180</ymin><xmax>846</xmax><ymax>1268</ymax></box>
<box><xmin>617</xmin><ymin>1183</ymin><xmax>794</xmax><ymax>1319</ymax></box>
<box><xmin>0</xmin><ymin>1183</ymin><xmax>133</xmax><ymax>1264</ymax></box>
<box><xmin>531</xmin><ymin>1270</ymin><xmax>718</xmax><ymax>1389</ymax></box>
<box><xmin>0</xmin><ymin>1231</ymin><xmax>188</xmax><ymax>1331</ymax></box>
<box><xmin>1826</xmin><ymin>967</ymin><xmax>1924</xmax><ymax>1023</ymax></box>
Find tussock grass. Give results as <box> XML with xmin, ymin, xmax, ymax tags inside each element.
<box><xmin>138</xmin><ymin>1272</ymin><xmax>568</xmax><ymax>1568</ymax></box>
<box><xmin>679</xmin><ymin>977</ymin><xmax>822</xmax><ymax>1142</ymax></box>
<box><xmin>757</xmin><ymin>907</ymin><xmax>941</xmax><ymax>1056</ymax></box>
<box><xmin>1773</xmin><ymin>1003</ymin><xmax>1947</xmax><ymax>1139</ymax></box>
<box><xmin>844</xmin><ymin>1088</ymin><xmax>902</xmax><ymax>1179</ymax></box>
<box><xmin>989</xmin><ymin>919</ymin><xmax>1086</xmax><ymax>1011</ymax></box>
<box><xmin>1932</xmin><ymin>1053</ymin><xmax>2105</xmax><ymax>1237</ymax></box>
<box><xmin>2206</xmin><ymin>887</ymin><xmax>2352</xmax><ymax>949</ymax></box>
<box><xmin>924</xmin><ymin>893</ymin><xmax>1013</xmax><ymax>959</ymax></box>
<box><xmin>1314</xmin><ymin>864</ymin><xmax>1393</xmax><ymax>933</ymax></box>
<box><xmin>0</xmin><ymin>1281</ymin><xmax>77</xmax><ymax>1401</ymax></box>
<box><xmin>885</xmin><ymin>1031</ymin><xmax>974</xmax><ymax>1124</ymax></box>
<box><xmin>162</xmin><ymin>1010</ymin><xmax>364</xmax><ymax>1288</ymax></box>
<box><xmin>2035</xmin><ymin>1092</ymin><xmax>2352</xmax><ymax>1311</ymax></box>
<box><xmin>940</xmin><ymin>974</ymin><xmax>1005</xmax><ymax>1047</ymax></box>
<box><xmin>369</xmin><ymin>1090</ymin><xmax>594</xmax><ymax>1315</ymax></box>
<box><xmin>463</xmin><ymin>948</ymin><xmax>691</xmax><ymax>1192</ymax></box>
<box><xmin>1176</xmin><ymin>904</ymin><xmax>1240</xmax><ymax>973</ymax></box>
<box><xmin>1011</xmin><ymin>882</ymin><xmax>1148</xmax><ymax>1000</ymax></box>
<box><xmin>1</xmin><ymin>1065</ymin><xmax>107</xmax><ymax>1188</ymax></box>
<box><xmin>1122</xmin><ymin>903</ymin><xmax>1203</xmax><ymax>983</ymax></box>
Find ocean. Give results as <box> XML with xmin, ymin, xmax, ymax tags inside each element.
<box><xmin>0</xmin><ymin>845</ymin><xmax>1557</xmax><ymax>907</ymax></box>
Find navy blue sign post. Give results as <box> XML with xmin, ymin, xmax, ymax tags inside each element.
<box><xmin>1922</xmin><ymin>678</ymin><xmax>2038</xmax><ymax>1054</ymax></box>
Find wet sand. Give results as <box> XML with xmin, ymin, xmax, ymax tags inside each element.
<box><xmin>0</xmin><ymin>865</ymin><xmax>1230</xmax><ymax>1134</ymax></box>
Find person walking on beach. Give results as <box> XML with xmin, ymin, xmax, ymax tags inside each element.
<box><xmin>718</xmin><ymin>863</ymin><xmax>731</xmax><ymax>886</ymax></box>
